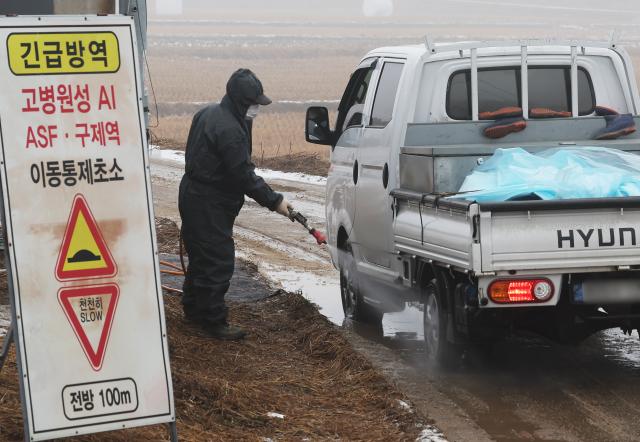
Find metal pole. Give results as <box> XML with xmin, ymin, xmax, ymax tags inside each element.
<box><xmin>169</xmin><ymin>421</ymin><xmax>179</xmax><ymax>442</ymax></box>
<box><xmin>0</xmin><ymin>169</ymin><xmax>30</xmax><ymax>441</ymax></box>
<box><xmin>571</xmin><ymin>45</ymin><xmax>578</xmax><ymax>117</ymax></box>
<box><xmin>521</xmin><ymin>45</ymin><xmax>529</xmax><ymax>119</ymax></box>
<box><xmin>471</xmin><ymin>48</ymin><xmax>479</xmax><ymax>120</ymax></box>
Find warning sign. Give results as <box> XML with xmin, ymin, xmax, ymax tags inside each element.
<box><xmin>56</xmin><ymin>194</ymin><xmax>117</xmax><ymax>281</ymax></box>
<box><xmin>0</xmin><ymin>16</ymin><xmax>174</xmax><ymax>441</ymax></box>
<box><xmin>59</xmin><ymin>284</ymin><xmax>119</xmax><ymax>371</ymax></box>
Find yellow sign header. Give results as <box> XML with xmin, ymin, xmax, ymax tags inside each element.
<box><xmin>7</xmin><ymin>32</ymin><xmax>120</xmax><ymax>75</ymax></box>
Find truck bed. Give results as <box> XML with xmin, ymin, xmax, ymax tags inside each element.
<box><xmin>392</xmin><ymin>190</ymin><xmax>640</xmax><ymax>275</ymax></box>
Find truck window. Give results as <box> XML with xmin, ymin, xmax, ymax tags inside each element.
<box><xmin>343</xmin><ymin>69</ymin><xmax>374</xmax><ymax>130</ymax></box>
<box><xmin>336</xmin><ymin>62</ymin><xmax>376</xmax><ymax>134</ymax></box>
<box><xmin>446</xmin><ymin>66</ymin><xmax>595</xmax><ymax>120</ymax></box>
<box><xmin>529</xmin><ymin>68</ymin><xmax>594</xmax><ymax>115</ymax></box>
<box><xmin>369</xmin><ymin>62</ymin><xmax>404</xmax><ymax>127</ymax></box>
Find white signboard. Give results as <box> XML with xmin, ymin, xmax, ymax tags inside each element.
<box><xmin>0</xmin><ymin>16</ymin><xmax>174</xmax><ymax>440</ymax></box>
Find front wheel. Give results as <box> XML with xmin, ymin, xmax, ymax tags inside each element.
<box><xmin>423</xmin><ymin>278</ymin><xmax>461</xmax><ymax>367</ymax></box>
<box><xmin>339</xmin><ymin>241</ymin><xmax>383</xmax><ymax>325</ymax></box>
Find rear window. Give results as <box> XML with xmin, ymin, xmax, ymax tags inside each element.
<box><xmin>446</xmin><ymin>66</ymin><xmax>595</xmax><ymax>120</ymax></box>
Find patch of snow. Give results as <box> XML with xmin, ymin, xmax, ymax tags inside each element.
<box><xmin>397</xmin><ymin>399</ymin><xmax>412</xmax><ymax>411</ymax></box>
<box><xmin>149</xmin><ymin>145</ymin><xmax>185</xmax><ymax>168</ymax></box>
<box><xmin>416</xmin><ymin>425</ymin><xmax>448</xmax><ymax>442</ymax></box>
<box><xmin>267</xmin><ymin>412</ymin><xmax>285</xmax><ymax>419</ymax></box>
<box><xmin>255</xmin><ymin>167</ymin><xmax>326</xmax><ymax>186</ymax></box>
<box><xmin>149</xmin><ymin>146</ymin><xmax>326</xmax><ymax>187</ymax></box>
<box><xmin>0</xmin><ymin>305</ymin><xmax>11</xmax><ymax>337</ymax></box>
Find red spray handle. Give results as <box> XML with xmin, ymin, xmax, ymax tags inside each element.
<box><xmin>310</xmin><ymin>229</ymin><xmax>327</xmax><ymax>245</ymax></box>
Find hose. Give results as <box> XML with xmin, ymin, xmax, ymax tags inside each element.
<box><xmin>158</xmin><ymin>232</ymin><xmax>188</xmax><ymax>294</ymax></box>
<box><xmin>161</xmin><ymin>285</ymin><xmax>183</xmax><ymax>294</ymax></box>
<box><xmin>179</xmin><ymin>230</ymin><xmax>187</xmax><ymax>275</ymax></box>
<box><xmin>159</xmin><ymin>260</ymin><xmax>183</xmax><ymax>272</ymax></box>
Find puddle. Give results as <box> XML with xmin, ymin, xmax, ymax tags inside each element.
<box><xmin>599</xmin><ymin>328</ymin><xmax>640</xmax><ymax>368</ymax></box>
<box><xmin>259</xmin><ymin>267</ymin><xmax>345</xmax><ymax>324</ymax></box>
<box><xmin>384</xmin><ymin>304</ymin><xmax>424</xmax><ymax>340</ymax></box>
<box><xmin>252</xmin><ymin>259</ymin><xmax>425</xmax><ymax>343</ymax></box>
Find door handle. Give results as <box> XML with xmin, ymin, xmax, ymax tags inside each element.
<box><xmin>382</xmin><ymin>163</ymin><xmax>389</xmax><ymax>189</ymax></box>
<box><xmin>353</xmin><ymin>160</ymin><xmax>359</xmax><ymax>185</ymax></box>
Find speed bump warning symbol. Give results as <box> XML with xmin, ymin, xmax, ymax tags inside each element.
<box><xmin>56</xmin><ymin>194</ymin><xmax>117</xmax><ymax>281</ymax></box>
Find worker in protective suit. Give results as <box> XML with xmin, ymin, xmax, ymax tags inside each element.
<box><xmin>179</xmin><ymin>69</ymin><xmax>292</xmax><ymax>340</ymax></box>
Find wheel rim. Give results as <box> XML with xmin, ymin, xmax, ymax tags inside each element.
<box><xmin>424</xmin><ymin>290</ymin><xmax>440</xmax><ymax>356</ymax></box>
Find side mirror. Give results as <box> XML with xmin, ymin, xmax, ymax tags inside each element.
<box><xmin>305</xmin><ymin>106</ymin><xmax>333</xmax><ymax>145</ymax></box>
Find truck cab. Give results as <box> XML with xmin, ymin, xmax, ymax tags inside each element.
<box><xmin>307</xmin><ymin>40</ymin><xmax>640</xmax><ymax>364</ymax></box>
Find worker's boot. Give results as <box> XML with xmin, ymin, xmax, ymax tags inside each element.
<box><xmin>202</xmin><ymin>322</ymin><xmax>246</xmax><ymax>341</ymax></box>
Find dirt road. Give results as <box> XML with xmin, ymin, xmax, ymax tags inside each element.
<box><xmin>151</xmin><ymin>150</ymin><xmax>640</xmax><ymax>442</ymax></box>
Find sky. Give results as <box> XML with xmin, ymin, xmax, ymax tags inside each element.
<box><xmin>152</xmin><ymin>0</ymin><xmax>640</xmax><ymax>20</ymax></box>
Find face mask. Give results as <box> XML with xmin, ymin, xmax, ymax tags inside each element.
<box><xmin>246</xmin><ymin>104</ymin><xmax>260</xmax><ymax>120</ymax></box>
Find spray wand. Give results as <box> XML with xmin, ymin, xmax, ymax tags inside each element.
<box><xmin>288</xmin><ymin>208</ymin><xmax>327</xmax><ymax>245</ymax></box>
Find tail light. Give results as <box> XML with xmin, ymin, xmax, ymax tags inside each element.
<box><xmin>488</xmin><ymin>279</ymin><xmax>554</xmax><ymax>304</ymax></box>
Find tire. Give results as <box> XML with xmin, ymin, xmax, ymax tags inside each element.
<box><xmin>339</xmin><ymin>241</ymin><xmax>383</xmax><ymax>325</ymax></box>
<box><xmin>423</xmin><ymin>278</ymin><xmax>461</xmax><ymax>368</ymax></box>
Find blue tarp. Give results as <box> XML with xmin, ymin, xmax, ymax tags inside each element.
<box><xmin>451</xmin><ymin>147</ymin><xmax>640</xmax><ymax>202</ymax></box>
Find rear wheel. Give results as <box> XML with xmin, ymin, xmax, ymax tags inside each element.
<box><xmin>339</xmin><ymin>241</ymin><xmax>383</xmax><ymax>325</ymax></box>
<box><xmin>423</xmin><ymin>278</ymin><xmax>461</xmax><ymax>367</ymax></box>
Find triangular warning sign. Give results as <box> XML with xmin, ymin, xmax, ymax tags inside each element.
<box><xmin>56</xmin><ymin>194</ymin><xmax>117</xmax><ymax>281</ymax></box>
<box><xmin>58</xmin><ymin>284</ymin><xmax>119</xmax><ymax>371</ymax></box>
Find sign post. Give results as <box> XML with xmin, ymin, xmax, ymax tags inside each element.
<box><xmin>0</xmin><ymin>15</ymin><xmax>175</xmax><ymax>440</ymax></box>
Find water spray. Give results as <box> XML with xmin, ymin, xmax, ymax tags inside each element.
<box><xmin>288</xmin><ymin>208</ymin><xmax>327</xmax><ymax>245</ymax></box>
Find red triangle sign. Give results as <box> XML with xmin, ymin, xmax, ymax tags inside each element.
<box><xmin>58</xmin><ymin>284</ymin><xmax>119</xmax><ymax>371</ymax></box>
<box><xmin>55</xmin><ymin>194</ymin><xmax>117</xmax><ymax>281</ymax></box>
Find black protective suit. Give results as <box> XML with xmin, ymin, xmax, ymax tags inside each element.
<box><xmin>179</xmin><ymin>69</ymin><xmax>282</xmax><ymax>325</ymax></box>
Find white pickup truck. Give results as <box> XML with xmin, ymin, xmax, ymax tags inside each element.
<box><xmin>306</xmin><ymin>40</ymin><xmax>640</xmax><ymax>365</ymax></box>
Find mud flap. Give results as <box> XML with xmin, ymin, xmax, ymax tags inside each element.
<box><xmin>433</xmin><ymin>267</ymin><xmax>459</xmax><ymax>344</ymax></box>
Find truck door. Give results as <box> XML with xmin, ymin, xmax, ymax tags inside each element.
<box><xmin>327</xmin><ymin>58</ymin><xmax>377</xmax><ymax>241</ymax></box>
<box><xmin>353</xmin><ymin>59</ymin><xmax>405</xmax><ymax>268</ymax></box>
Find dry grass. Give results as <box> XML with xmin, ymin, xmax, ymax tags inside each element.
<box><xmin>150</xmin><ymin>111</ymin><xmax>330</xmax><ymax>164</ymax></box>
<box><xmin>0</xmin><ymin>291</ymin><xmax>427</xmax><ymax>441</ymax></box>
<box><xmin>260</xmin><ymin>152</ymin><xmax>330</xmax><ymax>176</ymax></box>
<box><xmin>147</xmin><ymin>53</ymin><xmax>355</xmax><ymax>104</ymax></box>
<box><xmin>145</xmin><ymin>23</ymin><xmax>358</xmax><ymax>166</ymax></box>
<box><xmin>155</xmin><ymin>217</ymin><xmax>182</xmax><ymax>254</ymax></box>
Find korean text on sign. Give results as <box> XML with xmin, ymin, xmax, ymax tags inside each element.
<box><xmin>7</xmin><ymin>32</ymin><xmax>120</xmax><ymax>75</ymax></box>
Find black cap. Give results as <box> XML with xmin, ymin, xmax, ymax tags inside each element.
<box><xmin>226</xmin><ymin>68</ymin><xmax>272</xmax><ymax>106</ymax></box>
